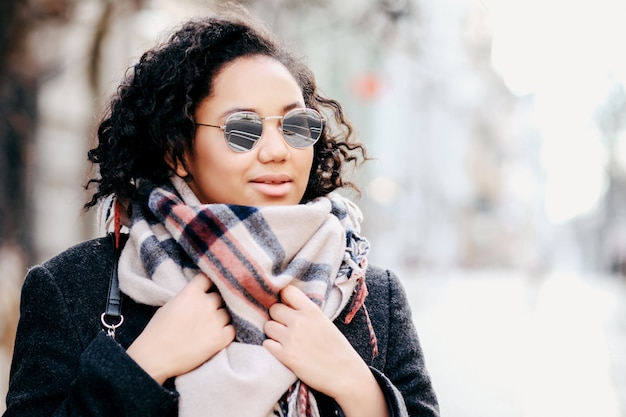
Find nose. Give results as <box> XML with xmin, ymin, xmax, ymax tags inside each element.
<box><xmin>257</xmin><ymin>119</ymin><xmax>290</xmax><ymax>162</ymax></box>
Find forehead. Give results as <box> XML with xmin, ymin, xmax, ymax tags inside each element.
<box><xmin>197</xmin><ymin>55</ymin><xmax>305</xmax><ymax>117</ymax></box>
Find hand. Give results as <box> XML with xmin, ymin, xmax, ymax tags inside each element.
<box><xmin>263</xmin><ymin>285</ymin><xmax>389</xmax><ymax>417</ymax></box>
<box><xmin>262</xmin><ymin>285</ymin><xmax>369</xmax><ymax>398</ymax></box>
<box><xmin>127</xmin><ymin>273</ymin><xmax>235</xmax><ymax>384</ymax></box>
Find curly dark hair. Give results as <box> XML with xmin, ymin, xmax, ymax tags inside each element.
<box><xmin>84</xmin><ymin>7</ymin><xmax>366</xmax><ymax>210</ymax></box>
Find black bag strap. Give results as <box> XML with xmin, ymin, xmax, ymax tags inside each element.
<box><xmin>101</xmin><ymin>232</ymin><xmax>126</xmax><ymax>338</ymax></box>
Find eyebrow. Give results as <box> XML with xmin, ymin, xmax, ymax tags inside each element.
<box><xmin>217</xmin><ymin>101</ymin><xmax>304</xmax><ymax>119</ymax></box>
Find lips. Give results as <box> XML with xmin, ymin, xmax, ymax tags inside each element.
<box><xmin>251</xmin><ymin>174</ymin><xmax>291</xmax><ymax>185</ymax></box>
<box><xmin>250</xmin><ymin>174</ymin><xmax>293</xmax><ymax>198</ymax></box>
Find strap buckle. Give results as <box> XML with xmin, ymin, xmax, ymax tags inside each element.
<box><xmin>101</xmin><ymin>313</ymin><xmax>124</xmax><ymax>338</ymax></box>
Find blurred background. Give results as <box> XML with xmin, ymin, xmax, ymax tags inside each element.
<box><xmin>1</xmin><ymin>0</ymin><xmax>625</xmax><ymax>415</ymax></box>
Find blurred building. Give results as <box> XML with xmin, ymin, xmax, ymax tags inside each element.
<box><xmin>4</xmin><ymin>0</ymin><xmax>548</xmax><ymax>270</ymax></box>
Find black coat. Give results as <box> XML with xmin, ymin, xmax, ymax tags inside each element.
<box><xmin>4</xmin><ymin>236</ymin><xmax>439</xmax><ymax>416</ymax></box>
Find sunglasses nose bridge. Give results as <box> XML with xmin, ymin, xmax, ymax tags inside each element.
<box><xmin>261</xmin><ymin>115</ymin><xmax>284</xmax><ymax>121</ymax></box>
<box><xmin>260</xmin><ymin>115</ymin><xmax>284</xmax><ymax>130</ymax></box>
<box><xmin>258</xmin><ymin>115</ymin><xmax>286</xmax><ymax>139</ymax></box>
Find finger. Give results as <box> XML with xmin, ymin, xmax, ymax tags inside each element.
<box><xmin>222</xmin><ymin>324</ymin><xmax>236</xmax><ymax>342</ymax></box>
<box><xmin>279</xmin><ymin>285</ymin><xmax>313</xmax><ymax>309</ymax></box>
<box><xmin>188</xmin><ymin>272</ymin><xmax>212</xmax><ymax>293</ymax></box>
<box><xmin>213</xmin><ymin>308</ymin><xmax>231</xmax><ymax>326</ymax></box>
<box><xmin>206</xmin><ymin>292</ymin><xmax>226</xmax><ymax>309</ymax></box>
<box><xmin>262</xmin><ymin>338</ymin><xmax>283</xmax><ymax>358</ymax></box>
<box><xmin>264</xmin><ymin>319</ymin><xmax>287</xmax><ymax>340</ymax></box>
<box><xmin>268</xmin><ymin>301</ymin><xmax>291</xmax><ymax>322</ymax></box>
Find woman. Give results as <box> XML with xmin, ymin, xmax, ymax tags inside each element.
<box><xmin>4</xmin><ymin>7</ymin><xmax>439</xmax><ymax>417</ymax></box>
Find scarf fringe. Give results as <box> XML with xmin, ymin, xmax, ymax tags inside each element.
<box><xmin>344</xmin><ymin>277</ymin><xmax>378</xmax><ymax>358</ymax></box>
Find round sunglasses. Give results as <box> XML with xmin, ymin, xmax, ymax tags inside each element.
<box><xmin>196</xmin><ymin>108</ymin><xmax>324</xmax><ymax>152</ymax></box>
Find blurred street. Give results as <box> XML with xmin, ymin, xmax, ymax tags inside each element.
<box><xmin>403</xmin><ymin>268</ymin><xmax>626</xmax><ymax>417</ymax></box>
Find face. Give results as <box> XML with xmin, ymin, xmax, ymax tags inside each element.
<box><xmin>178</xmin><ymin>55</ymin><xmax>314</xmax><ymax>206</ymax></box>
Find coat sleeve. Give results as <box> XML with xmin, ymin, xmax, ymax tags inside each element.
<box><xmin>3</xmin><ymin>265</ymin><xmax>178</xmax><ymax>417</ymax></box>
<box><xmin>370</xmin><ymin>269</ymin><xmax>440</xmax><ymax>417</ymax></box>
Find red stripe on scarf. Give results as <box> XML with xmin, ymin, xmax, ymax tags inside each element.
<box><xmin>197</xmin><ymin>235</ymin><xmax>279</xmax><ymax>312</ymax></box>
<box><xmin>169</xmin><ymin>202</ymin><xmax>280</xmax><ymax>314</ymax></box>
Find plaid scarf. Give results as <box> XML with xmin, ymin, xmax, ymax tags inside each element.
<box><xmin>117</xmin><ymin>177</ymin><xmax>373</xmax><ymax>417</ymax></box>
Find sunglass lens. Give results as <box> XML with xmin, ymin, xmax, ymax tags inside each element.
<box><xmin>282</xmin><ymin>109</ymin><xmax>323</xmax><ymax>148</ymax></box>
<box><xmin>224</xmin><ymin>113</ymin><xmax>263</xmax><ymax>152</ymax></box>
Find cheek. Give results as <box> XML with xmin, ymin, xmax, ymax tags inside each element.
<box><xmin>201</xmin><ymin>153</ymin><xmax>246</xmax><ymax>180</ymax></box>
<box><xmin>303</xmin><ymin>150</ymin><xmax>316</xmax><ymax>176</ymax></box>
<box><xmin>192</xmin><ymin>136</ymin><xmax>236</xmax><ymax>171</ymax></box>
